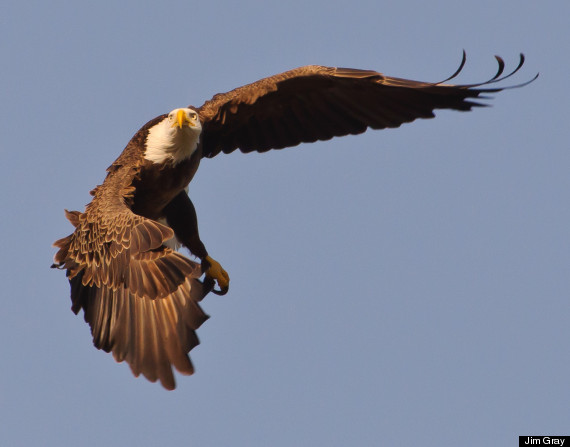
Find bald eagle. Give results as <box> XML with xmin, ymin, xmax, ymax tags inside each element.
<box><xmin>53</xmin><ymin>53</ymin><xmax>535</xmax><ymax>389</ymax></box>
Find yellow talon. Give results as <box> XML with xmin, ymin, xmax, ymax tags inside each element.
<box><xmin>205</xmin><ymin>255</ymin><xmax>230</xmax><ymax>292</ymax></box>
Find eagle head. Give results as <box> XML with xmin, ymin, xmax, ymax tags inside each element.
<box><xmin>144</xmin><ymin>107</ymin><xmax>202</xmax><ymax>164</ymax></box>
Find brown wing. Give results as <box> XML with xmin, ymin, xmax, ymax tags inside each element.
<box><xmin>197</xmin><ymin>53</ymin><xmax>536</xmax><ymax>158</ymax></box>
<box><xmin>52</xmin><ymin>165</ymin><xmax>210</xmax><ymax>390</ymax></box>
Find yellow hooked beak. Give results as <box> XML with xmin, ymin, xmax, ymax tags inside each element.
<box><xmin>173</xmin><ymin>109</ymin><xmax>188</xmax><ymax>129</ymax></box>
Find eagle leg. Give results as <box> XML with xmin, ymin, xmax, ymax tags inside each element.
<box><xmin>162</xmin><ymin>192</ymin><xmax>230</xmax><ymax>295</ymax></box>
<box><xmin>204</xmin><ymin>255</ymin><xmax>230</xmax><ymax>295</ymax></box>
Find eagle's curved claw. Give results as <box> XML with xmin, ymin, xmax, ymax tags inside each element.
<box><xmin>204</xmin><ymin>255</ymin><xmax>230</xmax><ymax>295</ymax></box>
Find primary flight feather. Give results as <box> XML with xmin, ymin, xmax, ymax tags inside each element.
<box><xmin>53</xmin><ymin>53</ymin><xmax>536</xmax><ymax>389</ymax></box>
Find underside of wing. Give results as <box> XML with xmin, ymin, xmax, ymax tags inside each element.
<box><xmin>197</xmin><ymin>53</ymin><xmax>536</xmax><ymax>158</ymax></box>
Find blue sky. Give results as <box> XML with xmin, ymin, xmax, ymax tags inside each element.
<box><xmin>1</xmin><ymin>1</ymin><xmax>568</xmax><ymax>446</ymax></box>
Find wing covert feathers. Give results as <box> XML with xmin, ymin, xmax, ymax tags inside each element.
<box><xmin>197</xmin><ymin>54</ymin><xmax>536</xmax><ymax>158</ymax></box>
<box><xmin>53</xmin><ymin>177</ymin><xmax>211</xmax><ymax>390</ymax></box>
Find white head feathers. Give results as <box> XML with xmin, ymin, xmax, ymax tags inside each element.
<box><xmin>144</xmin><ymin>108</ymin><xmax>202</xmax><ymax>164</ymax></box>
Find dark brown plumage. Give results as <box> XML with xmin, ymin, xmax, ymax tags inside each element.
<box><xmin>197</xmin><ymin>53</ymin><xmax>535</xmax><ymax>157</ymax></box>
<box><xmin>53</xmin><ymin>53</ymin><xmax>535</xmax><ymax>389</ymax></box>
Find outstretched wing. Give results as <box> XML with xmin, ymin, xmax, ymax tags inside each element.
<box><xmin>53</xmin><ymin>166</ymin><xmax>210</xmax><ymax>390</ymax></box>
<box><xmin>197</xmin><ymin>53</ymin><xmax>536</xmax><ymax>158</ymax></box>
